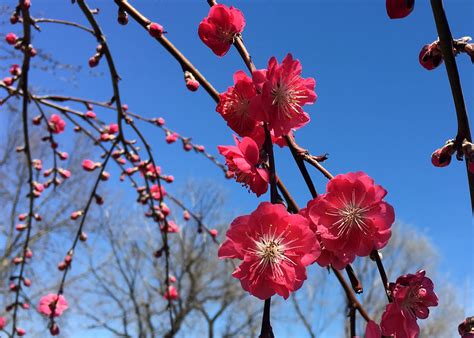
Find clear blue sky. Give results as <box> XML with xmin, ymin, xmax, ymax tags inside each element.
<box><xmin>2</xmin><ymin>0</ymin><xmax>473</xmax><ymax>336</ymax></box>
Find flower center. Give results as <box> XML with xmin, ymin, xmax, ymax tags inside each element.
<box><xmin>271</xmin><ymin>77</ymin><xmax>306</xmax><ymax>119</ymax></box>
<box><xmin>326</xmin><ymin>192</ymin><xmax>372</xmax><ymax>237</ymax></box>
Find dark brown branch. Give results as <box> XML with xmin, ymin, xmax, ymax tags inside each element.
<box><xmin>11</xmin><ymin>1</ymin><xmax>34</xmax><ymax>336</ymax></box>
<box><xmin>430</xmin><ymin>0</ymin><xmax>474</xmax><ymax>211</ymax></box>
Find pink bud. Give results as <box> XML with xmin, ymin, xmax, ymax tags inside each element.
<box><xmin>168</xmin><ymin>275</ymin><xmax>177</xmax><ymax>283</ymax></box>
<box><xmin>64</xmin><ymin>255</ymin><xmax>73</xmax><ymax>265</ymax></box>
<box><xmin>25</xmin><ymin>249</ymin><xmax>33</xmax><ymax>259</ymax></box>
<box><xmin>117</xmin><ymin>9</ymin><xmax>128</xmax><ymax>25</ymax></box>
<box><xmin>50</xmin><ymin>324</ymin><xmax>60</xmax><ymax>336</ymax></box>
<box><xmin>58</xmin><ymin>262</ymin><xmax>67</xmax><ymax>271</ymax></box>
<box><xmin>9</xmin><ymin>64</ymin><xmax>21</xmax><ymax>76</ymax></box>
<box><xmin>10</xmin><ymin>13</ymin><xmax>19</xmax><ymax>24</ymax></box>
<box><xmin>18</xmin><ymin>213</ymin><xmax>28</xmax><ymax>221</ymax></box>
<box><xmin>58</xmin><ymin>169</ymin><xmax>71</xmax><ymax>179</ymax></box>
<box><xmin>100</xmin><ymin>171</ymin><xmax>110</xmax><ymax>181</ymax></box>
<box><xmin>23</xmin><ymin>278</ymin><xmax>31</xmax><ymax>287</ymax></box>
<box><xmin>122</xmin><ymin>104</ymin><xmax>129</xmax><ymax>111</ymax></box>
<box><xmin>32</xmin><ymin>115</ymin><xmax>42</xmax><ymax>125</ymax></box>
<box><xmin>82</xmin><ymin>159</ymin><xmax>98</xmax><ymax>171</ymax></box>
<box><xmin>16</xmin><ymin>328</ymin><xmax>26</xmax><ymax>336</ymax></box>
<box><xmin>29</xmin><ymin>47</ymin><xmax>37</xmax><ymax>57</ymax></box>
<box><xmin>85</xmin><ymin>110</ymin><xmax>96</xmax><ymax>119</ymax></box>
<box><xmin>419</xmin><ymin>42</ymin><xmax>443</xmax><ymax>70</ymax></box>
<box><xmin>148</xmin><ymin>22</ymin><xmax>164</xmax><ymax>38</ymax></box>
<box><xmin>183</xmin><ymin>143</ymin><xmax>193</xmax><ymax>151</ymax></box>
<box><xmin>210</xmin><ymin>229</ymin><xmax>218</xmax><ymax>238</ymax></box>
<box><xmin>3</xmin><ymin>77</ymin><xmax>13</xmax><ymax>86</ymax></box>
<box><xmin>185</xmin><ymin>78</ymin><xmax>200</xmax><ymax>92</ymax></box>
<box><xmin>89</xmin><ymin>55</ymin><xmax>99</xmax><ymax>67</ymax></box>
<box><xmin>195</xmin><ymin>145</ymin><xmax>205</xmax><ymax>152</ymax></box>
<box><xmin>431</xmin><ymin>145</ymin><xmax>454</xmax><ymax>167</ymax></box>
<box><xmin>154</xmin><ymin>117</ymin><xmax>165</xmax><ymax>126</ymax></box>
<box><xmin>183</xmin><ymin>210</ymin><xmax>191</xmax><ymax>221</ymax></box>
<box><xmin>70</xmin><ymin>210</ymin><xmax>83</xmax><ymax>220</ymax></box>
<box><xmin>165</xmin><ymin>175</ymin><xmax>174</xmax><ymax>183</ymax></box>
<box><xmin>58</xmin><ymin>152</ymin><xmax>69</xmax><ymax>160</ymax></box>
<box><xmin>15</xmin><ymin>224</ymin><xmax>26</xmax><ymax>231</ymax></box>
<box><xmin>166</xmin><ymin>132</ymin><xmax>179</xmax><ymax>144</ymax></box>
<box><xmin>79</xmin><ymin>232</ymin><xmax>88</xmax><ymax>242</ymax></box>
<box><xmin>5</xmin><ymin>33</ymin><xmax>17</xmax><ymax>45</ymax></box>
<box><xmin>21</xmin><ymin>303</ymin><xmax>29</xmax><ymax>310</ymax></box>
<box><xmin>108</xmin><ymin>123</ymin><xmax>119</xmax><ymax>134</ymax></box>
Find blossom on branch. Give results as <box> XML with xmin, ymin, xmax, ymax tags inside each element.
<box><xmin>307</xmin><ymin>172</ymin><xmax>395</xmax><ymax>258</ymax></box>
<box><xmin>38</xmin><ymin>294</ymin><xmax>69</xmax><ymax>317</ymax></box>
<box><xmin>218</xmin><ymin>136</ymin><xmax>269</xmax><ymax>196</ymax></box>
<box><xmin>250</xmin><ymin>53</ymin><xmax>317</xmax><ymax>137</ymax></box>
<box><xmin>380</xmin><ymin>270</ymin><xmax>438</xmax><ymax>338</ymax></box>
<box><xmin>218</xmin><ymin>202</ymin><xmax>320</xmax><ymax>300</ymax></box>
<box><xmin>198</xmin><ymin>4</ymin><xmax>245</xmax><ymax>57</ymax></box>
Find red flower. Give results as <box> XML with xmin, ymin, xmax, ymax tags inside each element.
<box><xmin>217</xmin><ymin>136</ymin><xmax>269</xmax><ymax>197</ymax></box>
<box><xmin>381</xmin><ymin>270</ymin><xmax>438</xmax><ymax>338</ymax></box>
<box><xmin>250</xmin><ymin>54</ymin><xmax>317</xmax><ymax>137</ymax></box>
<box><xmin>38</xmin><ymin>294</ymin><xmax>69</xmax><ymax>317</ymax></box>
<box><xmin>164</xmin><ymin>286</ymin><xmax>179</xmax><ymax>300</ymax></box>
<box><xmin>217</xmin><ymin>71</ymin><xmax>259</xmax><ymax>137</ymax></box>
<box><xmin>5</xmin><ymin>33</ymin><xmax>17</xmax><ymax>45</ymax></box>
<box><xmin>419</xmin><ymin>42</ymin><xmax>443</xmax><ymax>70</ymax></box>
<box><xmin>48</xmin><ymin>114</ymin><xmax>66</xmax><ymax>134</ymax></box>
<box><xmin>386</xmin><ymin>0</ymin><xmax>415</xmax><ymax>19</ymax></box>
<box><xmin>218</xmin><ymin>202</ymin><xmax>320</xmax><ymax>300</ymax></box>
<box><xmin>198</xmin><ymin>4</ymin><xmax>245</xmax><ymax>57</ymax></box>
<box><xmin>307</xmin><ymin>172</ymin><xmax>395</xmax><ymax>258</ymax></box>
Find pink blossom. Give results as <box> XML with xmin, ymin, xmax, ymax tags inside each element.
<box><xmin>386</xmin><ymin>0</ymin><xmax>415</xmax><ymax>19</ymax></box>
<box><xmin>218</xmin><ymin>136</ymin><xmax>269</xmax><ymax>197</ymax></box>
<box><xmin>48</xmin><ymin>114</ymin><xmax>66</xmax><ymax>134</ymax></box>
<box><xmin>250</xmin><ymin>54</ymin><xmax>317</xmax><ymax>137</ymax></box>
<box><xmin>218</xmin><ymin>202</ymin><xmax>320</xmax><ymax>300</ymax></box>
<box><xmin>5</xmin><ymin>33</ymin><xmax>17</xmax><ymax>45</ymax></box>
<box><xmin>381</xmin><ymin>270</ymin><xmax>438</xmax><ymax>338</ymax></box>
<box><xmin>307</xmin><ymin>172</ymin><xmax>395</xmax><ymax>258</ymax></box>
<box><xmin>198</xmin><ymin>4</ymin><xmax>245</xmax><ymax>57</ymax></box>
<box><xmin>148</xmin><ymin>22</ymin><xmax>164</xmax><ymax>38</ymax></box>
<box><xmin>38</xmin><ymin>294</ymin><xmax>69</xmax><ymax>317</ymax></box>
<box><xmin>164</xmin><ymin>286</ymin><xmax>179</xmax><ymax>301</ymax></box>
<box><xmin>217</xmin><ymin>71</ymin><xmax>259</xmax><ymax>137</ymax></box>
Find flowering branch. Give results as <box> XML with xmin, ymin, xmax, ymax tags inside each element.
<box><xmin>430</xmin><ymin>0</ymin><xmax>474</xmax><ymax>211</ymax></box>
<box><xmin>10</xmin><ymin>1</ymin><xmax>34</xmax><ymax>336</ymax></box>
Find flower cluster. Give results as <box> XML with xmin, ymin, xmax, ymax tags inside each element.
<box><xmin>367</xmin><ymin>270</ymin><xmax>439</xmax><ymax>338</ymax></box>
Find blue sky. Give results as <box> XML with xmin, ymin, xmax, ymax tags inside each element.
<box><xmin>2</xmin><ymin>0</ymin><xmax>473</xmax><ymax>336</ymax></box>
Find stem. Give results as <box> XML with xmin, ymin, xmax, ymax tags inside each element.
<box><xmin>349</xmin><ymin>305</ymin><xmax>356</xmax><ymax>338</ymax></box>
<box><xmin>345</xmin><ymin>265</ymin><xmax>363</xmax><ymax>294</ymax></box>
<box><xmin>11</xmin><ymin>1</ymin><xmax>33</xmax><ymax>336</ymax></box>
<box><xmin>430</xmin><ymin>0</ymin><xmax>474</xmax><ymax>211</ymax></box>
<box><xmin>370</xmin><ymin>250</ymin><xmax>391</xmax><ymax>302</ymax></box>
<box><xmin>259</xmin><ymin>299</ymin><xmax>274</xmax><ymax>338</ymax></box>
